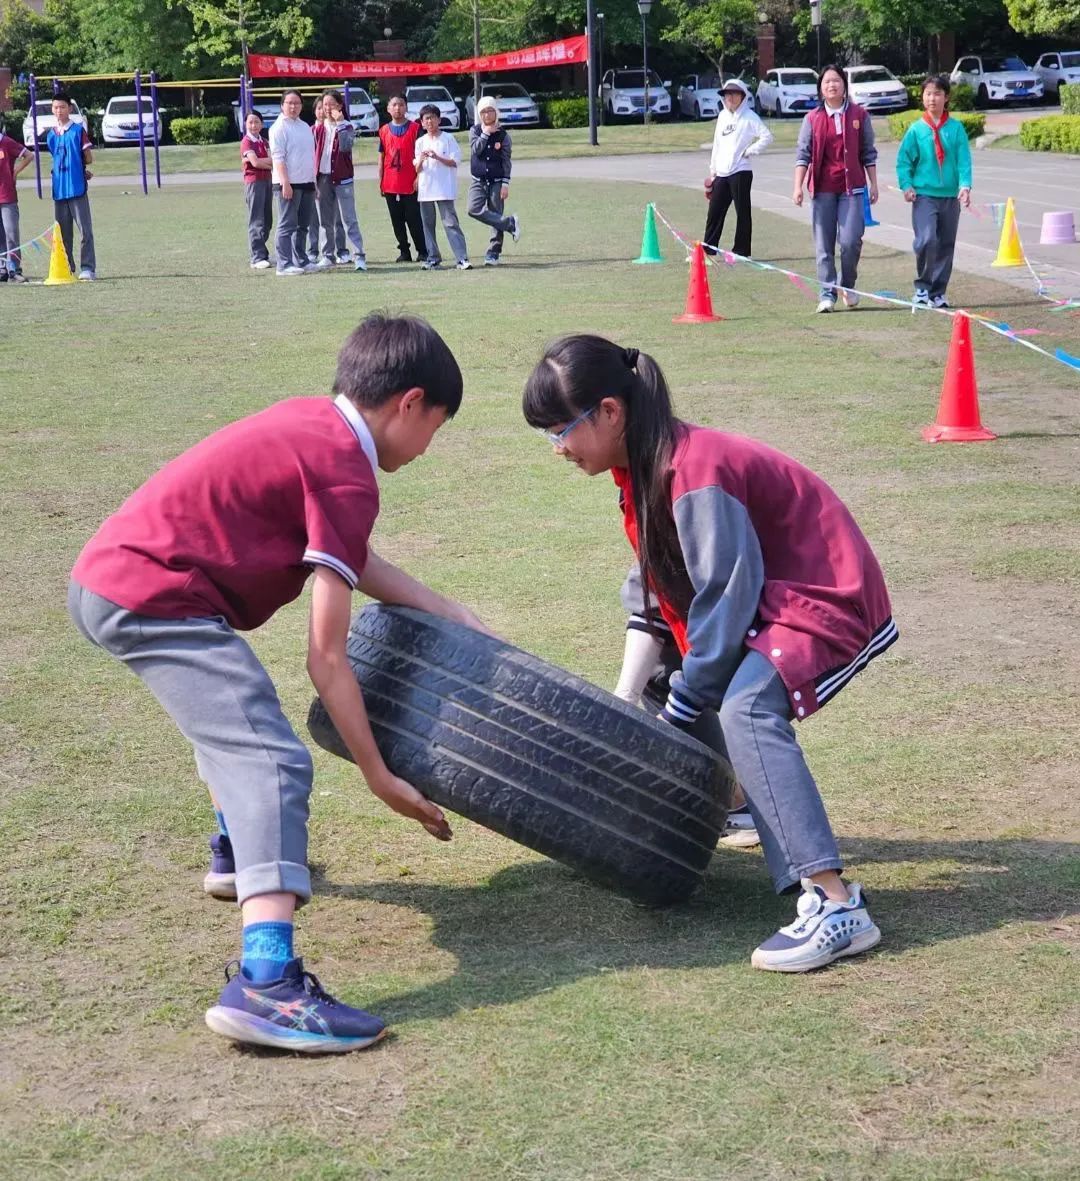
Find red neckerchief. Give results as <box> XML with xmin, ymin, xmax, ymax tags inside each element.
<box><xmin>922</xmin><ymin>110</ymin><xmax>949</xmax><ymax>167</ymax></box>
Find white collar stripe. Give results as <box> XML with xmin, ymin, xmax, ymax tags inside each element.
<box><xmin>332</xmin><ymin>394</ymin><xmax>379</xmax><ymax>477</ymax></box>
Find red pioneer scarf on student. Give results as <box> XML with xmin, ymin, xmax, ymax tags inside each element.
<box><xmin>922</xmin><ymin>110</ymin><xmax>949</xmax><ymax>167</ymax></box>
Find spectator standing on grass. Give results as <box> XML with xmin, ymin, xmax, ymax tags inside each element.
<box><xmin>240</xmin><ymin>110</ymin><xmax>273</xmax><ymax>270</ymax></box>
<box><xmin>269</xmin><ymin>90</ymin><xmax>317</xmax><ymax>276</ymax></box>
<box><xmin>309</xmin><ymin>95</ymin><xmax>346</xmax><ymax>265</ymax></box>
<box><xmin>48</xmin><ymin>91</ymin><xmax>96</xmax><ymax>281</ymax></box>
<box><xmin>896</xmin><ymin>74</ymin><xmax>972</xmax><ymax>310</ymax></box>
<box><xmin>69</xmin><ymin>312</ymin><xmax>489</xmax><ymax>1052</ymax></box>
<box><xmin>524</xmin><ymin>335</ymin><xmax>898</xmax><ymax>972</ymax></box>
<box><xmin>792</xmin><ymin>65</ymin><xmax>878</xmax><ymax>314</ymax></box>
<box><xmin>314</xmin><ymin>89</ymin><xmax>368</xmax><ymax>272</ymax></box>
<box><xmin>0</xmin><ymin>124</ymin><xmax>31</xmax><ymax>283</ymax></box>
<box><xmin>378</xmin><ymin>95</ymin><xmax>427</xmax><ymax>263</ymax></box>
<box><xmin>703</xmin><ymin>79</ymin><xmax>772</xmax><ymax>260</ymax></box>
<box><xmin>467</xmin><ymin>96</ymin><xmax>521</xmax><ymax>267</ymax></box>
<box><xmin>414</xmin><ymin>104</ymin><xmax>471</xmax><ymax>271</ymax></box>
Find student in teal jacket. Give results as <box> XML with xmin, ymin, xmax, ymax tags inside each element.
<box><xmin>896</xmin><ymin>74</ymin><xmax>972</xmax><ymax>308</ymax></box>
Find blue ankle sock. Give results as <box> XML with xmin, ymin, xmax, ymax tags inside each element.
<box><xmin>241</xmin><ymin>922</ymin><xmax>294</xmax><ymax>984</ymax></box>
<box><xmin>214</xmin><ymin>809</ymin><xmax>229</xmax><ymax>837</ymax></box>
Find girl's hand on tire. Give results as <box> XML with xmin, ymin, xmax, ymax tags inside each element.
<box><xmin>368</xmin><ymin>771</ymin><xmax>453</xmax><ymax>840</ymax></box>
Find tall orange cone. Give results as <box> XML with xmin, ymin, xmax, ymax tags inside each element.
<box><xmin>922</xmin><ymin>313</ymin><xmax>996</xmax><ymax>443</ymax></box>
<box><xmin>990</xmin><ymin>197</ymin><xmax>1025</xmax><ymax>268</ymax></box>
<box><xmin>673</xmin><ymin>242</ymin><xmax>723</xmax><ymax>323</ymax></box>
<box><xmin>43</xmin><ymin>222</ymin><xmax>76</xmax><ymax>286</ymax></box>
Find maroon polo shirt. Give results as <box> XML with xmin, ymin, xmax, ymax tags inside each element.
<box><xmin>241</xmin><ymin>133</ymin><xmax>271</xmax><ymax>184</ymax></box>
<box><xmin>72</xmin><ymin>396</ymin><xmax>379</xmax><ymax>630</ymax></box>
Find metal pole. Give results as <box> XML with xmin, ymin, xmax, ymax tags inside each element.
<box><xmin>135</xmin><ymin>69</ymin><xmax>148</xmax><ymax>195</ymax></box>
<box><xmin>597</xmin><ymin>14</ymin><xmax>605</xmax><ymax>126</ymax></box>
<box><xmin>150</xmin><ymin>70</ymin><xmax>162</xmax><ymax>189</ymax></box>
<box><xmin>473</xmin><ymin>0</ymin><xmax>481</xmax><ymax>107</ymax></box>
<box><xmin>586</xmin><ymin>1</ymin><xmax>597</xmax><ymax>146</ymax></box>
<box><xmin>239</xmin><ymin>73</ymin><xmax>247</xmax><ymax>118</ymax></box>
<box><xmin>641</xmin><ymin>13</ymin><xmax>649</xmax><ymax>126</ymax></box>
<box><xmin>30</xmin><ymin>74</ymin><xmax>42</xmax><ymax>199</ymax></box>
<box><xmin>344</xmin><ymin>80</ymin><xmax>352</xmax><ymax>121</ymax></box>
<box><xmin>816</xmin><ymin>27</ymin><xmax>821</xmax><ymax>72</ymax></box>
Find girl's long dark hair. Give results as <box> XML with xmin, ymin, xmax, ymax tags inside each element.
<box><xmin>523</xmin><ymin>334</ymin><xmax>692</xmax><ymax>615</ymax></box>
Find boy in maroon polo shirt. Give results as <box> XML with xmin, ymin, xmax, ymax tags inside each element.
<box><xmin>69</xmin><ymin>313</ymin><xmax>485</xmax><ymax>1053</ymax></box>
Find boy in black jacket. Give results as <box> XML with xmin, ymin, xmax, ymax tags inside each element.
<box><xmin>467</xmin><ymin>96</ymin><xmax>522</xmax><ymax>266</ymax></box>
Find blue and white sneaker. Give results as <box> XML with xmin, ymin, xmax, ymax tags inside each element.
<box><xmin>719</xmin><ymin>806</ymin><xmax>760</xmax><ymax>849</ymax></box>
<box><xmin>751</xmin><ymin>879</ymin><xmax>881</xmax><ymax>973</ymax></box>
<box><xmin>203</xmin><ymin>833</ymin><xmax>237</xmax><ymax>900</ymax></box>
<box><xmin>912</xmin><ymin>290</ymin><xmax>931</xmax><ymax>308</ymax></box>
<box><xmin>205</xmin><ymin>959</ymin><xmax>387</xmax><ymax>1053</ymax></box>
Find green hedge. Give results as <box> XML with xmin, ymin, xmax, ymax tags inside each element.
<box><xmin>170</xmin><ymin>115</ymin><xmax>229</xmax><ymax>145</ymax></box>
<box><xmin>1061</xmin><ymin>83</ymin><xmax>1080</xmax><ymax>115</ymax></box>
<box><xmin>1019</xmin><ymin>115</ymin><xmax>1080</xmax><ymax>153</ymax></box>
<box><xmin>1</xmin><ymin>108</ymin><xmax>27</xmax><ymax>138</ymax></box>
<box><xmin>887</xmin><ymin>109</ymin><xmax>984</xmax><ymax>140</ymax></box>
<box><xmin>542</xmin><ymin>97</ymin><xmax>588</xmax><ymax>128</ymax></box>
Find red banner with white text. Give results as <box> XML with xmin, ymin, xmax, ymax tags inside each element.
<box><xmin>249</xmin><ymin>34</ymin><xmax>588</xmax><ymax>80</ymax></box>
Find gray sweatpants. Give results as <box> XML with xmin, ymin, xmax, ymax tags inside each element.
<box><xmin>644</xmin><ymin>648</ymin><xmax>841</xmax><ymax>893</ymax></box>
<box><xmin>912</xmin><ymin>194</ymin><xmax>960</xmax><ymax>299</ymax></box>
<box><xmin>274</xmin><ymin>183</ymin><xmax>315</xmax><ymax>270</ymax></box>
<box><xmin>68</xmin><ymin>582</ymin><xmax>313</xmax><ymax>905</ymax></box>
<box><xmin>0</xmin><ymin>202</ymin><xmax>21</xmax><ymax>274</ymax></box>
<box><xmin>244</xmin><ymin>180</ymin><xmax>272</xmax><ymax>264</ymax></box>
<box><xmin>467</xmin><ymin>179</ymin><xmax>513</xmax><ymax>258</ymax></box>
<box><xmin>316</xmin><ymin>174</ymin><xmax>365</xmax><ymax>262</ymax></box>
<box><xmin>54</xmin><ymin>194</ymin><xmax>95</xmax><ymax>273</ymax></box>
<box><xmin>420</xmin><ymin>199</ymin><xmax>468</xmax><ymax>264</ymax></box>
<box><xmin>811</xmin><ymin>191</ymin><xmax>864</xmax><ymax>302</ymax></box>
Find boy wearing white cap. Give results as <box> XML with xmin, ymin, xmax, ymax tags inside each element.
<box><xmin>704</xmin><ymin>78</ymin><xmax>772</xmax><ymax>259</ymax></box>
<box><xmin>467</xmin><ymin>96</ymin><xmax>521</xmax><ymax>266</ymax></box>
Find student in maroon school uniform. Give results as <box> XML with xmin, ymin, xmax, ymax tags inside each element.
<box><xmin>240</xmin><ymin>110</ymin><xmax>273</xmax><ymax>269</ymax></box>
<box><xmin>69</xmin><ymin>313</ymin><xmax>487</xmax><ymax>1053</ymax></box>
<box><xmin>524</xmin><ymin>334</ymin><xmax>898</xmax><ymax>974</ymax></box>
<box><xmin>0</xmin><ymin>125</ymin><xmax>30</xmax><ymax>282</ymax></box>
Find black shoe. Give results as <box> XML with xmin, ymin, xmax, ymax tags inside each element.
<box><xmin>395</xmin><ymin>251</ymin><xmax>412</xmax><ymax>263</ymax></box>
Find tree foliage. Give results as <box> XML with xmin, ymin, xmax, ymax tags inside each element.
<box><xmin>661</xmin><ymin>0</ymin><xmax>758</xmax><ymax>78</ymax></box>
<box><xmin>1005</xmin><ymin>0</ymin><xmax>1080</xmax><ymax>38</ymax></box>
<box><xmin>167</xmin><ymin>0</ymin><xmax>313</xmax><ymax>67</ymax></box>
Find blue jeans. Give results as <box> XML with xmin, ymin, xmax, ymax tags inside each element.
<box><xmin>811</xmin><ymin>191</ymin><xmax>865</xmax><ymax>301</ymax></box>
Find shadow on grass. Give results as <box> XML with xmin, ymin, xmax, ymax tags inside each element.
<box><xmin>313</xmin><ymin>835</ymin><xmax>1078</xmax><ymax>1024</ymax></box>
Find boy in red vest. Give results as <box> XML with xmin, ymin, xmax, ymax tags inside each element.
<box><xmin>378</xmin><ymin>95</ymin><xmax>427</xmax><ymax>263</ymax></box>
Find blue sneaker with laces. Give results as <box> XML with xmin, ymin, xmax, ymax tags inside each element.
<box><xmin>751</xmin><ymin>879</ymin><xmax>881</xmax><ymax>973</ymax></box>
<box><xmin>205</xmin><ymin>959</ymin><xmax>387</xmax><ymax>1053</ymax></box>
<box><xmin>203</xmin><ymin>833</ymin><xmax>237</xmax><ymax>900</ymax></box>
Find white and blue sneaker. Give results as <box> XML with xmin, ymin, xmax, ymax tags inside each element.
<box><xmin>912</xmin><ymin>290</ymin><xmax>931</xmax><ymax>308</ymax></box>
<box><xmin>751</xmin><ymin>879</ymin><xmax>880</xmax><ymax>973</ymax></box>
<box><xmin>719</xmin><ymin>806</ymin><xmax>760</xmax><ymax>849</ymax></box>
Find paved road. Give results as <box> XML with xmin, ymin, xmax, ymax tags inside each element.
<box><xmin>87</xmin><ymin>139</ymin><xmax>1080</xmax><ymax>294</ymax></box>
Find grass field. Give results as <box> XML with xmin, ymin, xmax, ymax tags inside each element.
<box><xmin>1</xmin><ymin>176</ymin><xmax>1078</xmax><ymax>1180</ymax></box>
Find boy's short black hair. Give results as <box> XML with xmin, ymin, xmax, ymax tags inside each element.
<box><xmin>52</xmin><ymin>90</ymin><xmax>73</xmax><ymax>105</ymax></box>
<box><xmin>333</xmin><ymin>313</ymin><xmax>462</xmax><ymax>417</ymax></box>
<box><xmin>387</xmin><ymin>93</ymin><xmax>407</xmax><ymax>104</ymax></box>
<box><xmin>922</xmin><ymin>73</ymin><xmax>951</xmax><ymax>95</ymax></box>
<box><xmin>418</xmin><ymin>103</ymin><xmax>442</xmax><ymax>121</ymax></box>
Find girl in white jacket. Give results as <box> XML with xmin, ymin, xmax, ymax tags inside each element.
<box><xmin>704</xmin><ymin>79</ymin><xmax>773</xmax><ymax>258</ymax></box>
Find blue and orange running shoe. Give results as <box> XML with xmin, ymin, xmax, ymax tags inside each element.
<box><xmin>205</xmin><ymin>959</ymin><xmax>387</xmax><ymax>1053</ymax></box>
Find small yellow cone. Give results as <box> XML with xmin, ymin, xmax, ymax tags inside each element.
<box><xmin>43</xmin><ymin>222</ymin><xmax>76</xmax><ymax>285</ymax></box>
<box><xmin>991</xmin><ymin>197</ymin><xmax>1025</xmax><ymax>268</ymax></box>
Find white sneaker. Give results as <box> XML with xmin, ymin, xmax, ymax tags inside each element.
<box><xmin>336</xmin><ymin>254</ymin><xmax>353</xmax><ymax>266</ymax></box>
<box><xmin>455</xmin><ymin>259</ymin><xmax>473</xmax><ymax>270</ymax></box>
<box><xmin>751</xmin><ymin>879</ymin><xmax>881</xmax><ymax>973</ymax></box>
<box><xmin>315</xmin><ymin>256</ymin><xmax>334</xmax><ymax>270</ymax></box>
<box><xmin>912</xmin><ymin>291</ymin><xmax>931</xmax><ymax>308</ymax></box>
<box><xmin>78</xmin><ymin>269</ymin><xmax>96</xmax><ymax>282</ymax></box>
<box><xmin>354</xmin><ymin>258</ymin><xmax>368</xmax><ymax>272</ymax></box>
<box><xmin>276</xmin><ymin>264</ymin><xmax>305</xmax><ymax>276</ymax></box>
<box><xmin>509</xmin><ymin>214</ymin><xmax>521</xmax><ymax>243</ymax></box>
<box><xmin>250</xmin><ymin>259</ymin><xmax>271</xmax><ymax>270</ymax></box>
<box><xmin>302</xmin><ymin>261</ymin><xmax>319</xmax><ymax>273</ymax></box>
<box><xmin>815</xmin><ymin>298</ymin><xmax>834</xmax><ymax>314</ymax></box>
<box><xmin>718</xmin><ymin>807</ymin><xmax>760</xmax><ymax>848</ymax></box>
<box><xmin>841</xmin><ymin>290</ymin><xmax>860</xmax><ymax>309</ymax></box>
<box><xmin>931</xmin><ymin>294</ymin><xmax>950</xmax><ymax>308</ymax></box>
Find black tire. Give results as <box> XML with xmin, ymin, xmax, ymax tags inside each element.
<box><xmin>307</xmin><ymin>606</ymin><xmax>734</xmax><ymax>905</ymax></box>
<box><xmin>977</xmin><ymin>85</ymin><xmax>989</xmax><ymax>109</ymax></box>
<box><xmin>774</xmin><ymin>99</ymin><xmax>782</xmax><ymax>119</ymax></box>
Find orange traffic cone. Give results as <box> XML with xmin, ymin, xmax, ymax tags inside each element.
<box><xmin>43</xmin><ymin>222</ymin><xmax>76</xmax><ymax>286</ymax></box>
<box><xmin>921</xmin><ymin>313</ymin><xmax>996</xmax><ymax>443</ymax></box>
<box><xmin>990</xmin><ymin>197</ymin><xmax>1025</xmax><ymax>268</ymax></box>
<box><xmin>673</xmin><ymin>242</ymin><xmax>723</xmax><ymax>323</ymax></box>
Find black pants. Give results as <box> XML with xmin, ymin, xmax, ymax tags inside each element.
<box><xmin>384</xmin><ymin>192</ymin><xmax>427</xmax><ymax>260</ymax></box>
<box><xmin>704</xmin><ymin>170</ymin><xmax>753</xmax><ymax>258</ymax></box>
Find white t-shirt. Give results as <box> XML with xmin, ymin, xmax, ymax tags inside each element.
<box><xmin>414</xmin><ymin>131</ymin><xmax>460</xmax><ymax>202</ymax></box>
<box><xmin>318</xmin><ymin>121</ymin><xmax>334</xmax><ymax>173</ymax></box>
<box><xmin>268</xmin><ymin>114</ymin><xmax>316</xmax><ymax>185</ymax></box>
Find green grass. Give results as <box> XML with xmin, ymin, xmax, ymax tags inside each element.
<box><xmin>85</xmin><ymin>117</ymin><xmax>809</xmax><ymax>177</ymax></box>
<box><xmin>1</xmin><ymin>179</ymin><xmax>1078</xmax><ymax>1180</ymax></box>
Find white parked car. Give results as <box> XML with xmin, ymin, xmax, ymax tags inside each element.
<box><xmin>22</xmin><ymin>97</ymin><xmax>87</xmax><ymax>149</ymax></box>
<box><xmin>950</xmin><ymin>55</ymin><xmax>1044</xmax><ymax>106</ymax></box>
<box><xmin>464</xmin><ymin>82</ymin><xmax>540</xmax><ymax>126</ymax></box>
<box><xmin>231</xmin><ymin>98</ymin><xmax>280</xmax><ymax>136</ymax></box>
<box><xmin>844</xmin><ymin>65</ymin><xmax>908</xmax><ymax>113</ymax></box>
<box><xmin>100</xmin><ymin>96</ymin><xmax>162</xmax><ymax>146</ymax></box>
<box><xmin>676</xmin><ymin>74</ymin><xmax>722</xmax><ymax>119</ymax></box>
<box><xmin>406</xmin><ymin>85</ymin><xmax>460</xmax><ymax>130</ymax></box>
<box><xmin>756</xmin><ymin>67</ymin><xmax>820</xmax><ymax>117</ymax></box>
<box><xmin>601</xmin><ymin>68</ymin><xmax>672</xmax><ymax>119</ymax></box>
<box><xmin>1032</xmin><ymin>50</ymin><xmax>1080</xmax><ymax>100</ymax></box>
<box><xmin>345</xmin><ymin>90</ymin><xmax>380</xmax><ymax>135</ymax></box>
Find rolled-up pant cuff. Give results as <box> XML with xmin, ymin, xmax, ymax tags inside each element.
<box><xmin>237</xmin><ymin>860</ymin><xmax>312</xmax><ymax>905</ymax></box>
<box><xmin>774</xmin><ymin>858</ymin><xmax>844</xmax><ymax>895</ymax></box>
